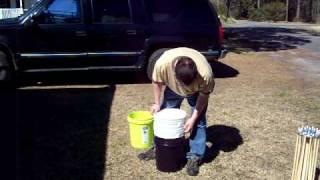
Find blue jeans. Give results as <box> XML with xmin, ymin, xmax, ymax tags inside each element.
<box><xmin>160</xmin><ymin>87</ymin><xmax>207</xmax><ymax>159</ymax></box>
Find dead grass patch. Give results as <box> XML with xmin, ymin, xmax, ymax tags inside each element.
<box><xmin>104</xmin><ymin>51</ymin><xmax>320</xmax><ymax>179</ymax></box>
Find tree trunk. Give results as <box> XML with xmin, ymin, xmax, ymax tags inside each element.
<box><xmin>309</xmin><ymin>0</ymin><xmax>313</xmax><ymax>22</ymax></box>
<box><xmin>257</xmin><ymin>0</ymin><xmax>261</xmax><ymax>8</ymax></box>
<box><xmin>226</xmin><ymin>0</ymin><xmax>231</xmax><ymax>18</ymax></box>
<box><xmin>314</xmin><ymin>0</ymin><xmax>320</xmax><ymax>23</ymax></box>
<box><xmin>286</xmin><ymin>0</ymin><xmax>289</xmax><ymax>21</ymax></box>
<box><xmin>296</xmin><ymin>0</ymin><xmax>301</xmax><ymax>21</ymax></box>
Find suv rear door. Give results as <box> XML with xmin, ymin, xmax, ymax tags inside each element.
<box><xmin>17</xmin><ymin>0</ymin><xmax>88</xmax><ymax>71</ymax></box>
<box><xmin>87</xmin><ymin>0</ymin><xmax>147</xmax><ymax>70</ymax></box>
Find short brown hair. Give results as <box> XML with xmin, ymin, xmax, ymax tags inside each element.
<box><xmin>174</xmin><ymin>56</ymin><xmax>198</xmax><ymax>85</ymax></box>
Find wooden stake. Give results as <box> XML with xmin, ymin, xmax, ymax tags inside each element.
<box><xmin>306</xmin><ymin>137</ymin><xmax>313</xmax><ymax>180</ymax></box>
<box><xmin>297</xmin><ymin>136</ymin><xmax>306</xmax><ymax>180</ymax></box>
<box><xmin>292</xmin><ymin>135</ymin><xmax>300</xmax><ymax>180</ymax></box>
<box><xmin>307</xmin><ymin>137</ymin><xmax>314</xmax><ymax>180</ymax></box>
<box><xmin>295</xmin><ymin>137</ymin><xmax>305</xmax><ymax>180</ymax></box>
<box><xmin>311</xmin><ymin>138</ymin><xmax>319</xmax><ymax>180</ymax></box>
<box><xmin>312</xmin><ymin>137</ymin><xmax>317</xmax><ymax>180</ymax></box>
<box><xmin>295</xmin><ymin>135</ymin><xmax>303</xmax><ymax>180</ymax></box>
<box><xmin>301</xmin><ymin>137</ymin><xmax>310</xmax><ymax>180</ymax></box>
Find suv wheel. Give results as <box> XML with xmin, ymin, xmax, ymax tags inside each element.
<box><xmin>147</xmin><ymin>48</ymin><xmax>170</xmax><ymax>80</ymax></box>
<box><xmin>0</xmin><ymin>51</ymin><xmax>12</xmax><ymax>82</ymax></box>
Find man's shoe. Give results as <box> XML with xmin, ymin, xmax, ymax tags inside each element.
<box><xmin>186</xmin><ymin>156</ymin><xmax>201</xmax><ymax>176</ymax></box>
<box><xmin>137</xmin><ymin>147</ymin><xmax>155</xmax><ymax>161</ymax></box>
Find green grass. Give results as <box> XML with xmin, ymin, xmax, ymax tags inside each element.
<box><xmin>279</xmin><ymin>90</ymin><xmax>289</xmax><ymax>98</ymax></box>
<box><xmin>307</xmin><ymin>103</ymin><xmax>320</xmax><ymax>112</ymax></box>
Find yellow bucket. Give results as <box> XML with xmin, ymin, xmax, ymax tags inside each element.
<box><xmin>127</xmin><ymin>111</ymin><xmax>154</xmax><ymax>149</ymax></box>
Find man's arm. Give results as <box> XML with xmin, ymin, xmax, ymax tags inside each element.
<box><xmin>150</xmin><ymin>81</ymin><xmax>164</xmax><ymax>113</ymax></box>
<box><xmin>184</xmin><ymin>93</ymin><xmax>209</xmax><ymax>133</ymax></box>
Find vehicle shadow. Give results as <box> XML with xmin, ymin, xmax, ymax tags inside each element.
<box><xmin>16</xmin><ymin>85</ymin><xmax>115</xmax><ymax>180</ymax></box>
<box><xmin>224</xmin><ymin>27</ymin><xmax>314</xmax><ymax>53</ymax></box>
<box><xmin>20</xmin><ymin>71</ymin><xmax>151</xmax><ymax>86</ymax></box>
<box><xmin>203</xmin><ymin>125</ymin><xmax>243</xmax><ymax>164</ymax></box>
<box><xmin>209</xmin><ymin>61</ymin><xmax>239</xmax><ymax>78</ymax></box>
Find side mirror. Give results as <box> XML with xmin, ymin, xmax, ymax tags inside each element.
<box><xmin>33</xmin><ymin>11</ymin><xmax>47</xmax><ymax>23</ymax></box>
<box><xmin>25</xmin><ymin>10</ymin><xmax>46</xmax><ymax>27</ymax></box>
<box><xmin>23</xmin><ymin>16</ymin><xmax>38</xmax><ymax>28</ymax></box>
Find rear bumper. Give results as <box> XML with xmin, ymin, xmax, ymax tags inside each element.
<box><xmin>219</xmin><ymin>48</ymin><xmax>228</xmax><ymax>59</ymax></box>
<box><xmin>200</xmin><ymin>48</ymin><xmax>227</xmax><ymax>61</ymax></box>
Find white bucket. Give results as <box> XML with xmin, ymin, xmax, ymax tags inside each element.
<box><xmin>153</xmin><ymin>108</ymin><xmax>186</xmax><ymax>139</ymax></box>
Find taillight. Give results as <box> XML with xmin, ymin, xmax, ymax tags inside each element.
<box><xmin>218</xmin><ymin>25</ymin><xmax>224</xmax><ymax>44</ymax></box>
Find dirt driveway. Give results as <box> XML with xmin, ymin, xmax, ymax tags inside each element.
<box><xmin>14</xmin><ymin>23</ymin><xmax>320</xmax><ymax>179</ymax></box>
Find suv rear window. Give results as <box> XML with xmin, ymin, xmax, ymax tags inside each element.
<box><xmin>146</xmin><ymin>0</ymin><xmax>214</xmax><ymax>24</ymax></box>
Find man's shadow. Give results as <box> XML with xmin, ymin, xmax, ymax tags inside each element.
<box><xmin>203</xmin><ymin>125</ymin><xmax>243</xmax><ymax>163</ymax></box>
<box><xmin>315</xmin><ymin>167</ymin><xmax>320</xmax><ymax>180</ymax></box>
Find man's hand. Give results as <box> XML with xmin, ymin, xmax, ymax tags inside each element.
<box><xmin>184</xmin><ymin>93</ymin><xmax>209</xmax><ymax>133</ymax></box>
<box><xmin>184</xmin><ymin>118</ymin><xmax>196</xmax><ymax>133</ymax></box>
<box><xmin>150</xmin><ymin>103</ymin><xmax>160</xmax><ymax>114</ymax></box>
<box><xmin>151</xmin><ymin>82</ymin><xmax>163</xmax><ymax>114</ymax></box>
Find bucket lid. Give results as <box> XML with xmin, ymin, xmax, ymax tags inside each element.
<box><xmin>127</xmin><ymin>111</ymin><xmax>153</xmax><ymax>124</ymax></box>
<box><xmin>154</xmin><ymin>108</ymin><xmax>186</xmax><ymax>121</ymax></box>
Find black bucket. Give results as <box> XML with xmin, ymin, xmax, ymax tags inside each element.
<box><xmin>154</xmin><ymin>136</ymin><xmax>186</xmax><ymax>172</ymax></box>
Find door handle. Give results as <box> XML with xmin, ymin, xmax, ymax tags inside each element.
<box><xmin>75</xmin><ymin>30</ymin><xmax>87</xmax><ymax>37</ymax></box>
<box><xmin>126</xmin><ymin>29</ymin><xmax>137</xmax><ymax>35</ymax></box>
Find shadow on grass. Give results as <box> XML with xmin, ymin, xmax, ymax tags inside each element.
<box><xmin>0</xmin><ymin>87</ymin><xmax>17</xmax><ymax>179</ymax></box>
<box><xmin>16</xmin><ymin>85</ymin><xmax>115</xmax><ymax>180</ymax></box>
<box><xmin>203</xmin><ymin>125</ymin><xmax>243</xmax><ymax>164</ymax></box>
<box><xmin>20</xmin><ymin>71</ymin><xmax>150</xmax><ymax>87</ymax></box>
<box><xmin>209</xmin><ymin>61</ymin><xmax>239</xmax><ymax>78</ymax></box>
<box><xmin>316</xmin><ymin>167</ymin><xmax>320</xmax><ymax>180</ymax></box>
<box><xmin>225</xmin><ymin>27</ymin><xmax>314</xmax><ymax>54</ymax></box>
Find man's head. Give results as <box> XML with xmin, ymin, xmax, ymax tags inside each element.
<box><xmin>174</xmin><ymin>56</ymin><xmax>198</xmax><ymax>86</ymax></box>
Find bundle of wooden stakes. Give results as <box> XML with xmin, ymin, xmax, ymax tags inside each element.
<box><xmin>291</xmin><ymin>126</ymin><xmax>320</xmax><ymax>180</ymax></box>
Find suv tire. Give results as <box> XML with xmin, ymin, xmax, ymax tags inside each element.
<box><xmin>147</xmin><ymin>48</ymin><xmax>170</xmax><ymax>80</ymax></box>
<box><xmin>0</xmin><ymin>51</ymin><xmax>11</xmax><ymax>82</ymax></box>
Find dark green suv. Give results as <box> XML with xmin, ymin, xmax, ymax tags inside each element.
<box><xmin>0</xmin><ymin>0</ymin><xmax>225</xmax><ymax>82</ymax></box>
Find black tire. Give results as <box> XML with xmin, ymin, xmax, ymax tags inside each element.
<box><xmin>147</xmin><ymin>48</ymin><xmax>170</xmax><ymax>80</ymax></box>
<box><xmin>0</xmin><ymin>51</ymin><xmax>11</xmax><ymax>82</ymax></box>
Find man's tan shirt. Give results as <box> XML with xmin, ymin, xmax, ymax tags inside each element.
<box><xmin>152</xmin><ymin>47</ymin><xmax>214</xmax><ymax>96</ymax></box>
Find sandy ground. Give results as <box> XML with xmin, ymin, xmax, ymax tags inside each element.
<box><xmin>103</xmin><ymin>50</ymin><xmax>320</xmax><ymax>179</ymax></box>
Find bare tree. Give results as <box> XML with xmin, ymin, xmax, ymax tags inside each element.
<box><xmin>226</xmin><ymin>0</ymin><xmax>231</xmax><ymax>18</ymax></box>
<box><xmin>295</xmin><ymin>0</ymin><xmax>301</xmax><ymax>21</ymax></box>
<box><xmin>286</xmin><ymin>0</ymin><xmax>289</xmax><ymax>21</ymax></box>
<box><xmin>308</xmin><ymin>0</ymin><xmax>313</xmax><ymax>22</ymax></box>
<box><xmin>313</xmin><ymin>0</ymin><xmax>320</xmax><ymax>23</ymax></box>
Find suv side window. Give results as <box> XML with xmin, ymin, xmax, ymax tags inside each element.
<box><xmin>92</xmin><ymin>0</ymin><xmax>131</xmax><ymax>24</ymax></box>
<box><xmin>146</xmin><ymin>0</ymin><xmax>214</xmax><ymax>24</ymax></box>
<box><xmin>146</xmin><ymin>0</ymin><xmax>182</xmax><ymax>23</ymax></box>
<box><xmin>181</xmin><ymin>0</ymin><xmax>214</xmax><ymax>24</ymax></box>
<box><xmin>37</xmin><ymin>0</ymin><xmax>81</xmax><ymax>24</ymax></box>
